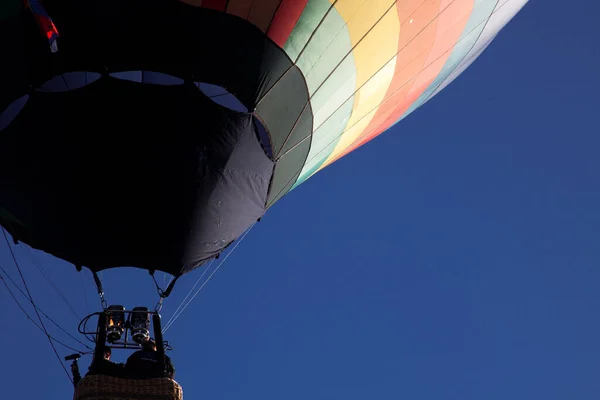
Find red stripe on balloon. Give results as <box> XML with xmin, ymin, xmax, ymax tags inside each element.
<box><xmin>201</xmin><ymin>0</ymin><xmax>227</xmax><ymax>11</ymax></box>
<box><xmin>267</xmin><ymin>0</ymin><xmax>309</xmax><ymax>48</ymax></box>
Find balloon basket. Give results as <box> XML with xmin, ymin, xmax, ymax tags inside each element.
<box><xmin>73</xmin><ymin>374</ymin><xmax>182</xmax><ymax>400</ymax></box>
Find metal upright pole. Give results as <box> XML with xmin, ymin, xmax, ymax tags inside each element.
<box><xmin>93</xmin><ymin>312</ymin><xmax>108</xmax><ymax>366</ymax></box>
<box><xmin>152</xmin><ymin>313</ymin><xmax>166</xmax><ymax>375</ymax></box>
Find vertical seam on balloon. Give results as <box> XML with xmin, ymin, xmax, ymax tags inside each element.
<box><xmin>305</xmin><ymin>2</ymin><xmax>398</xmax><ymax>107</ymax></box>
<box><xmin>255</xmin><ymin>0</ymin><xmax>330</xmax><ymax>108</ymax></box>
<box><xmin>299</xmin><ymin>0</ymin><xmax>379</xmax><ymax>87</ymax></box>
<box><xmin>264</xmin><ymin>0</ymin><xmax>285</xmax><ymax>36</ymax></box>
<box><xmin>252</xmin><ymin>112</ymin><xmax>275</xmax><ymax>160</ymax></box>
<box><xmin>207</xmin><ymin>92</ymin><xmax>235</xmax><ymax>99</ymax></box>
<box><xmin>266</xmin><ymin>97</ymin><xmax>313</xmax><ymax>207</ymax></box>
<box><xmin>60</xmin><ymin>73</ymin><xmax>68</xmax><ymax>91</ymax></box>
<box><xmin>293</xmin><ymin>0</ymin><xmax>339</xmax><ymax>64</ymax></box>
<box><xmin>268</xmin><ymin>123</ymin><xmax>310</xmax><ymax>207</ymax></box>
<box><xmin>267</xmin><ymin>0</ymin><xmax>309</xmax><ymax>48</ymax></box>
<box><xmin>246</xmin><ymin>0</ymin><xmax>256</xmax><ymax>19</ymax></box>
<box><xmin>274</xmin><ymin>100</ymin><xmax>310</xmax><ymax>160</ymax></box>
<box><xmin>254</xmin><ymin>64</ymin><xmax>294</xmax><ymax>108</ymax></box>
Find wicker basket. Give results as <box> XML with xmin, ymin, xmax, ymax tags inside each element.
<box><xmin>73</xmin><ymin>374</ymin><xmax>183</xmax><ymax>400</ymax></box>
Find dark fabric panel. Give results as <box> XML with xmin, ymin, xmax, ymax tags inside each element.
<box><xmin>255</xmin><ymin>65</ymin><xmax>310</xmax><ymax>158</ymax></box>
<box><xmin>254</xmin><ymin>117</ymin><xmax>274</xmax><ymax>159</ymax></box>
<box><xmin>181</xmin><ymin>114</ymin><xmax>274</xmax><ymax>272</ymax></box>
<box><xmin>264</xmin><ymin>101</ymin><xmax>313</xmax><ymax>206</ymax></box>
<box><xmin>254</xmin><ymin>38</ymin><xmax>296</xmax><ymax>103</ymax></box>
<box><xmin>280</xmin><ymin>102</ymin><xmax>313</xmax><ymax>156</ymax></box>
<box><xmin>266</xmin><ymin>137</ymin><xmax>311</xmax><ymax>208</ymax></box>
<box><xmin>0</xmin><ymin>77</ymin><xmax>273</xmax><ymax>276</ymax></box>
<box><xmin>0</xmin><ymin>10</ymin><xmax>50</xmax><ymax>114</ymax></box>
<box><xmin>0</xmin><ymin>1</ymin><xmax>22</xmax><ymax>20</ymax></box>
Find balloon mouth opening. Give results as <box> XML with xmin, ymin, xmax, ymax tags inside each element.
<box><xmin>1</xmin><ymin>69</ymin><xmax>276</xmax><ymax>159</ymax></box>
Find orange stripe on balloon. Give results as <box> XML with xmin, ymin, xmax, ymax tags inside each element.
<box><xmin>324</xmin><ymin>0</ymin><xmax>440</xmax><ymax>165</ymax></box>
<box><xmin>326</xmin><ymin>84</ymin><xmax>424</xmax><ymax>166</ymax></box>
<box><xmin>331</xmin><ymin>0</ymin><xmax>474</xmax><ymax>162</ymax></box>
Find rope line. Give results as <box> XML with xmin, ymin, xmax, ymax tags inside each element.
<box><xmin>0</xmin><ymin>270</ymin><xmax>89</xmax><ymax>354</ymax></box>
<box><xmin>2</xmin><ymin>228</ymin><xmax>74</xmax><ymax>384</ymax></box>
<box><xmin>162</xmin><ymin>259</ymin><xmax>214</xmax><ymax>330</ymax></box>
<box><xmin>0</xmin><ymin>263</ymin><xmax>93</xmax><ymax>350</ymax></box>
<box><xmin>163</xmin><ymin>222</ymin><xmax>256</xmax><ymax>333</ymax></box>
<box><xmin>21</xmin><ymin>244</ymin><xmax>81</xmax><ymax>321</ymax></box>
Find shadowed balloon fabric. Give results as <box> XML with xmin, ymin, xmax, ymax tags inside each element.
<box><xmin>0</xmin><ymin>0</ymin><xmax>528</xmax><ymax>277</ymax></box>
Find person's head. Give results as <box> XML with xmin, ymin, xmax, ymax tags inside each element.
<box><xmin>91</xmin><ymin>346</ymin><xmax>111</xmax><ymax>362</ymax></box>
<box><xmin>103</xmin><ymin>347</ymin><xmax>112</xmax><ymax>360</ymax></box>
<box><xmin>142</xmin><ymin>337</ymin><xmax>157</xmax><ymax>352</ymax></box>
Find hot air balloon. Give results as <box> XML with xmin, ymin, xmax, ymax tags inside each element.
<box><xmin>0</xmin><ymin>0</ymin><xmax>528</xmax><ymax>399</ymax></box>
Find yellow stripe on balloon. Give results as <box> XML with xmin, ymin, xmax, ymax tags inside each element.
<box><xmin>322</xmin><ymin>0</ymin><xmax>400</xmax><ymax>167</ymax></box>
<box><xmin>318</xmin><ymin>57</ymin><xmax>398</xmax><ymax>172</ymax></box>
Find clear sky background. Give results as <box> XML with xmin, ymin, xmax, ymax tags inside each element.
<box><xmin>2</xmin><ymin>0</ymin><xmax>599</xmax><ymax>399</ymax></box>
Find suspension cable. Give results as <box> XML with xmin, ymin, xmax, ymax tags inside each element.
<box><xmin>162</xmin><ymin>259</ymin><xmax>214</xmax><ymax>330</ymax></box>
<box><xmin>2</xmin><ymin>229</ymin><xmax>74</xmax><ymax>384</ymax></box>
<box><xmin>0</xmin><ymin>271</ymin><xmax>88</xmax><ymax>354</ymax></box>
<box><xmin>0</xmin><ymin>263</ymin><xmax>93</xmax><ymax>350</ymax></box>
<box><xmin>21</xmin><ymin>244</ymin><xmax>81</xmax><ymax>320</ymax></box>
<box><xmin>163</xmin><ymin>222</ymin><xmax>256</xmax><ymax>333</ymax></box>
<box><xmin>1</xmin><ymin>235</ymin><xmax>90</xmax><ymax>348</ymax></box>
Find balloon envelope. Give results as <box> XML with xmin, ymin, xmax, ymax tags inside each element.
<box><xmin>0</xmin><ymin>0</ymin><xmax>528</xmax><ymax>277</ymax></box>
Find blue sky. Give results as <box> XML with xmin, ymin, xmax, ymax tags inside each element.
<box><xmin>2</xmin><ymin>0</ymin><xmax>599</xmax><ymax>399</ymax></box>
